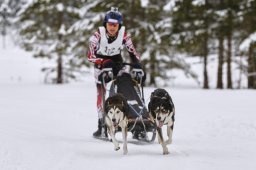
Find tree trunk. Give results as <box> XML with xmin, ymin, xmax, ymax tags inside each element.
<box><xmin>217</xmin><ymin>32</ymin><xmax>224</xmax><ymax>89</ymax></box>
<box><xmin>248</xmin><ymin>43</ymin><xmax>256</xmax><ymax>89</ymax></box>
<box><xmin>56</xmin><ymin>53</ymin><xmax>63</xmax><ymax>84</ymax></box>
<box><xmin>149</xmin><ymin>54</ymin><xmax>156</xmax><ymax>86</ymax></box>
<box><xmin>203</xmin><ymin>53</ymin><xmax>209</xmax><ymax>89</ymax></box>
<box><xmin>254</xmin><ymin>47</ymin><xmax>256</xmax><ymax>89</ymax></box>
<box><xmin>227</xmin><ymin>35</ymin><xmax>233</xmax><ymax>89</ymax></box>
<box><xmin>226</xmin><ymin>9</ymin><xmax>233</xmax><ymax>89</ymax></box>
<box><xmin>203</xmin><ymin>28</ymin><xmax>209</xmax><ymax>89</ymax></box>
<box><xmin>56</xmin><ymin>10</ymin><xmax>63</xmax><ymax>84</ymax></box>
<box><xmin>202</xmin><ymin>1</ymin><xmax>209</xmax><ymax>89</ymax></box>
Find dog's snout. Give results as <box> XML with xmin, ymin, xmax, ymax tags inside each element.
<box><xmin>112</xmin><ymin>118</ymin><xmax>116</xmax><ymax>122</ymax></box>
<box><xmin>157</xmin><ymin>117</ymin><xmax>161</xmax><ymax>121</ymax></box>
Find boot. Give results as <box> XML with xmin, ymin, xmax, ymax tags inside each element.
<box><xmin>93</xmin><ymin>119</ymin><xmax>102</xmax><ymax>137</ymax></box>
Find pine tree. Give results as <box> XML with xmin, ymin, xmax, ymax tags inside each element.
<box><xmin>0</xmin><ymin>4</ymin><xmax>10</xmax><ymax>48</ymax></box>
<box><xmin>170</xmin><ymin>0</ymin><xmax>215</xmax><ymax>89</ymax></box>
<box><xmin>221</xmin><ymin>0</ymin><xmax>241</xmax><ymax>89</ymax></box>
<box><xmin>19</xmin><ymin>0</ymin><xmax>81</xmax><ymax>84</ymax></box>
<box><xmin>0</xmin><ymin>0</ymin><xmax>26</xmax><ymax>48</ymax></box>
<box><xmin>216</xmin><ymin>24</ymin><xmax>224</xmax><ymax>89</ymax></box>
<box><xmin>68</xmin><ymin>0</ymin><xmax>102</xmax><ymax>68</ymax></box>
<box><xmin>239</xmin><ymin>0</ymin><xmax>256</xmax><ymax>89</ymax></box>
<box><xmin>139</xmin><ymin>0</ymin><xmax>170</xmax><ymax>86</ymax></box>
<box><xmin>213</xmin><ymin>1</ymin><xmax>229</xmax><ymax>89</ymax></box>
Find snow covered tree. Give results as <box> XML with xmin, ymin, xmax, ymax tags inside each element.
<box><xmin>0</xmin><ymin>0</ymin><xmax>26</xmax><ymax>48</ymax></box>
<box><xmin>170</xmin><ymin>0</ymin><xmax>247</xmax><ymax>89</ymax></box>
<box><xmin>170</xmin><ymin>0</ymin><xmax>216</xmax><ymax>89</ymax></box>
<box><xmin>239</xmin><ymin>0</ymin><xmax>256</xmax><ymax>89</ymax></box>
<box><xmin>212</xmin><ymin>0</ymin><xmax>242</xmax><ymax>89</ymax></box>
<box><xmin>133</xmin><ymin>0</ymin><xmax>169</xmax><ymax>86</ymax></box>
<box><xmin>212</xmin><ymin>1</ymin><xmax>232</xmax><ymax>89</ymax></box>
<box><xmin>223</xmin><ymin>0</ymin><xmax>240</xmax><ymax>89</ymax></box>
<box><xmin>0</xmin><ymin>4</ymin><xmax>10</xmax><ymax>48</ymax></box>
<box><xmin>19</xmin><ymin>0</ymin><xmax>82</xmax><ymax>84</ymax></box>
<box><xmin>213</xmin><ymin>6</ymin><xmax>227</xmax><ymax>89</ymax></box>
<box><xmin>68</xmin><ymin>0</ymin><xmax>104</xmax><ymax>68</ymax></box>
<box><xmin>213</xmin><ymin>0</ymin><xmax>247</xmax><ymax>89</ymax></box>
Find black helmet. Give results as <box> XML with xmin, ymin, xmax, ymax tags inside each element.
<box><xmin>103</xmin><ymin>7</ymin><xmax>123</xmax><ymax>28</ymax></box>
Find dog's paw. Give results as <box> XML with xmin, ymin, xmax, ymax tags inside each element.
<box><xmin>114</xmin><ymin>146</ymin><xmax>120</xmax><ymax>151</ymax></box>
<box><xmin>163</xmin><ymin>150</ymin><xmax>169</xmax><ymax>155</ymax></box>
<box><xmin>163</xmin><ymin>147</ymin><xmax>169</xmax><ymax>155</ymax></box>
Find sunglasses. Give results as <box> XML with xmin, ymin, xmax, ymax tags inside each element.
<box><xmin>107</xmin><ymin>23</ymin><xmax>119</xmax><ymax>27</ymax></box>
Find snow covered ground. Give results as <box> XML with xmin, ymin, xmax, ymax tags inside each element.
<box><xmin>1</xmin><ymin>37</ymin><xmax>256</xmax><ymax>170</ymax></box>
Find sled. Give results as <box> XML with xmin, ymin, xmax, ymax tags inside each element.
<box><xmin>97</xmin><ymin>63</ymin><xmax>156</xmax><ymax>143</ymax></box>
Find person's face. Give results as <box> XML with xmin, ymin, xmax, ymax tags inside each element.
<box><xmin>106</xmin><ymin>22</ymin><xmax>119</xmax><ymax>36</ymax></box>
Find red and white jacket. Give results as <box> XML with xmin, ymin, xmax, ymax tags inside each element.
<box><xmin>87</xmin><ymin>26</ymin><xmax>140</xmax><ymax>64</ymax></box>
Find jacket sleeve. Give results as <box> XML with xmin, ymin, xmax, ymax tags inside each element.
<box><xmin>87</xmin><ymin>30</ymin><xmax>101</xmax><ymax>63</ymax></box>
<box><xmin>123</xmin><ymin>32</ymin><xmax>140</xmax><ymax>63</ymax></box>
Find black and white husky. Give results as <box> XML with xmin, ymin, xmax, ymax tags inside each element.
<box><xmin>148</xmin><ymin>88</ymin><xmax>175</xmax><ymax>155</ymax></box>
<box><xmin>104</xmin><ymin>93</ymin><xmax>129</xmax><ymax>155</ymax></box>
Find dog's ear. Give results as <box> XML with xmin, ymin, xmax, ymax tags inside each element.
<box><xmin>165</xmin><ymin>91</ymin><xmax>171</xmax><ymax>100</ymax></box>
<box><xmin>148</xmin><ymin>100</ymin><xmax>157</xmax><ymax>118</ymax></box>
<box><xmin>150</xmin><ymin>91</ymin><xmax>155</xmax><ymax>100</ymax></box>
<box><xmin>169</xmin><ymin>100</ymin><xmax>175</xmax><ymax>111</ymax></box>
<box><xmin>165</xmin><ymin>92</ymin><xmax>168</xmax><ymax>97</ymax></box>
<box><xmin>118</xmin><ymin>94</ymin><xmax>129</xmax><ymax>114</ymax></box>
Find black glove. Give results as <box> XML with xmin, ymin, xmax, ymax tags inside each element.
<box><xmin>132</xmin><ymin>63</ymin><xmax>146</xmax><ymax>85</ymax></box>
